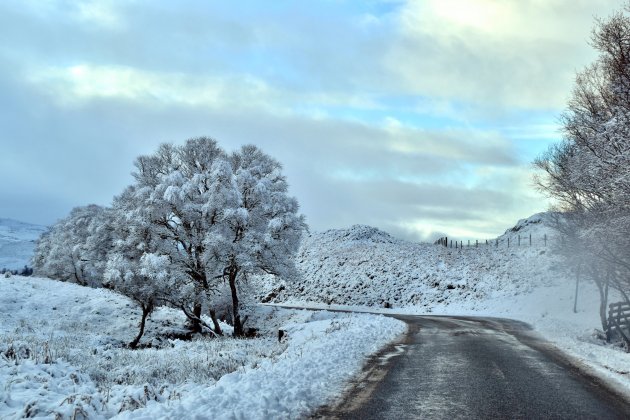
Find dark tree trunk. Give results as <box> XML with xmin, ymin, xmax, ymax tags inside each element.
<box><xmin>71</xmin><ymin>256</ymin><xmax>85</xmax><ymax>286</ymax></box>
<box><xmin>573</xmin><ymin>264</ymin><xmax>581</xmax><ymax>313</ymax></box>
<box><xmin>129</xmin><ymin>303</ymin><xmax>153</xmax><ymax>349</ymax></box>
<box><xmin>189</xmin><ymin>302</ymin><xmax>203</xmax><ymax>334</ymax></box>
<box><xmin>187</xmin><ymin>271</ymin><xmax>209</xmax><ymax>334</ymax></box>
<box><xmin>229</xmin><ymin>268</ymin><xmax>244</xmax><ymax>337</ymax></box>
<box><xmin>209</xmin><ymin>309</ymin><xmax>223</xmax><ymax>336</ymax></box>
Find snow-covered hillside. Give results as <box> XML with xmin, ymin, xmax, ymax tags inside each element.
<box><xmin>0</xmin><ymin>218</ymin><xmax>47</xmax><ymax>270</ymax></box>
<box><xmin>497</xmin><ymin>211</ymin><xmax>559</xmax><ymax>244</ymax></box>
<box><xmin>271</xmin><ymin>215</ymin><xmax>561</xmax><ymax>311</ymax></box>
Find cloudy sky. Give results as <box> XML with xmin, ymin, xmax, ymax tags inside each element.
<box><xmin>0</xmin><ymin>0</ymin><xmax>620</xmax><ymax>241</ymax></box>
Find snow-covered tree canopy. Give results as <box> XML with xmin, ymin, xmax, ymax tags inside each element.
<box><xmin>32</xmin><ymin>204</ymin><xmax>113</xmax><ymax>287</ymax></box>
<box><xmin>111</xmin><ymin>137</ymin><xmax>307</xmax><ymax>336</ymax></box>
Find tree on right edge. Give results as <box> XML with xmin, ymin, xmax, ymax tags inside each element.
<box><xmin>535</xmin><ymin>6</ymin><xmax>630</xmax><ymax>345</ymax></box>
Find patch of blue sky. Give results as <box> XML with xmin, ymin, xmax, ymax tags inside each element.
<box><xmin>359</xmin><ymin>0</ymin><xmax>405</xmax><ymax>17</ymax></box>
<box><xmin>294</xmin><ymin>95</ymin><xmax>471</xmax><ymax>130</ymax></box>
<box><xmin>494</xmin><ymin>113</ymin><xmax>562</xmax><ymax>163</ymax></box>
<box><xmin>309</xmin><ymin>105</ymin><xmax>457</xmax><ymax>130</ymax></box>
<box><xmin>329</xmin><ymin>168</ymin><xmax>383</xmax><ymax>182</ymax></box>
<box><xmin>396</xmin><ymin>171</ymin><xmax>470</xmax><ymax>187</ymax></box>
<box><xmin>330</xmin><ymin>164</ymin><xmax>475</xmax><ymax>188</ymax></box>
<box><xmin>223</xmin><ymin>49</ymin><xmax>303</xmax><ymax>87</ymax></box>
<box><xmin>512</xmin><ymin>137</ymin><xmax>559</xmax><ymax>163</ymax></box>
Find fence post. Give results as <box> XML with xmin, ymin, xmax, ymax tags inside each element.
<box><xmin>529</xmin><ymin>233</ymin><xmax>532</xmax><ymax>246</ymax></box>
<box><xmin>496</xmin><ymin>238</ymin><xmax>498</xmax><ymax>247</ymax></box>
<box><xmin>508</xmin><ymin>238</ymin><xmax>510</xmax><ymax>248</ymax></box>
<box><xmin>476</xmin><ymin>240</ymin><xmax>478</xmax><ymax>248</ymax></box>
<box><xmin>468</xmin><ymin>239</ymin><xmax>470</xmax><ymax>247</ymax></box>
<box><xmin>518</xmin><ymin>235</ymin><xmax>521</xmax><ymax>246</ymax></box>
<box><xmin>544</xmin><ymin>234</ymin><xmax>547</xmax><ymax>247</ymax></box>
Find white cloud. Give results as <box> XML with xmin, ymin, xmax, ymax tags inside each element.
<box><xmin>385</xmin><ymin>0</ymin><xmax>617</xmax><ymax>110</ymax></box>
<box><xmin>75</xmin><ymin>0</ymin><xmax>122</xmax><ymax>29</ymax></box>
<box><xmin>27</xmin><ymin>64</ymin><xmax>275</xmax><ymax>109</ymax></box>
<box><xmin>0</xmin><ymin>0</ymin><xmax>604</xmax><ymax>238</ymax></box>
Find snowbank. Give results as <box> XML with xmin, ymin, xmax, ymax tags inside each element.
<box><xmin>0</xmin><ymin>276</ymin><xmax>405</xmax><ymax>418</ymax></box>
<box><xmin>117</xmin><ymin>310</ymin><xmax>405</xmax><ymax>419</ymax></box>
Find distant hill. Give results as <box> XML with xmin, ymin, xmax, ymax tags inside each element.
<box><xmin>496</xmin><ymin>212</ymin><xmax>560</xmax><ymax>245</ymax></box>
<box><xmin>0</xmin><ymin>218</ymin><xmax>48</xmax><ymax>270</ymax></box>
<box><xmin>270</xmin><ymin>212</ymin><xmax>562</xmax><ymax>309</ymax></box>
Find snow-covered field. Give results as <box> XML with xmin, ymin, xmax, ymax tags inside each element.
<box><xmin>0</xmin><ymin>218</ymin><xmax>47</xmax><ymax>271</ymax></box>
<box><xmin>269</xmin><ymin>213</ymin><xmax>630</xmax><ymax>394</ymax></box>
<box><xmin>0</xmin><ymin>276</ymin><xmax>405</xmax><ymax>419</ymax></box>
<box><xmin>2</xmin><ymin>212</ymin><xmax>628</xmax><ymax>417</ymax></box>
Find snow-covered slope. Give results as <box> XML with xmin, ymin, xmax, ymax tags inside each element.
<box><xmin>0</xmin><ymin>218</ymin><xmax>47</xmax><ymax>270</ymax></box>
<box><xmin>497</xmin><ymin>212</ymin><xmax>559</xmax><ymax>244</ymax></box>
<box><xmin>273</xmin><ymin>217</ymin><xmax>561</xmax><ymax>311</ymax></box>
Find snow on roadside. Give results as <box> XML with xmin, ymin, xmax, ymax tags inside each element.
<box><xmin>0</xmin><ymin>276</ymin><xmax>406</xmax><ymax>419</ymax></box>
<box><xmin>117</xmin><ymin>310</ymin><xmax>406</xmax><ymax>419</ymax></box>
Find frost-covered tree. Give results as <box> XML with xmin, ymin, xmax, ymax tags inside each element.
<box><xmin>112</xmin><ymin>138</ymin><xmax>306</xmax><ymax>336</ymax></box>
<box><xmin>112</xmin><ymin>139</ymin><xmax>229</xmax><ymax>334</ymax></box>
<box><xmin>104</xmin><ymin>209</ymin><xmax>177</xmax><ymax>348</ymax></box>
<box><xmin>535</xmin><ymin>7</ymin><xmax>630</xmax><ymax>337</ymax></box>
<box><xmin>207</xmin><ymin>144</ymin><xmax>306</xmax><ymax>336</ymax></box>
<box><xmin>33</xmin><ymin>205</ymin><xmax>113</xmax><ymax>287</ymax></box>
<box><xmin>105</xmin><ymin>186</ymin><xmax>220</xmax><ymax>344</ymax></box>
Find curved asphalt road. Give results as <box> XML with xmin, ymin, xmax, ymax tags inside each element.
<box><xmin>316</xmin><ymin>315</ymin><xmax>630</xmax><ymax>419</ymax></box>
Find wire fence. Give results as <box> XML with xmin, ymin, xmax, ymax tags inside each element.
<box><xmin>434</xmin><ymin>233</ymin><xmax>551</xmax><ymax>250</ymax></box>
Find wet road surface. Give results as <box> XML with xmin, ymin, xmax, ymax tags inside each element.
<box><xmin>317</xmin><ymin>315</ymin><xmax>630</xmax><ymax>419</ymax></box>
